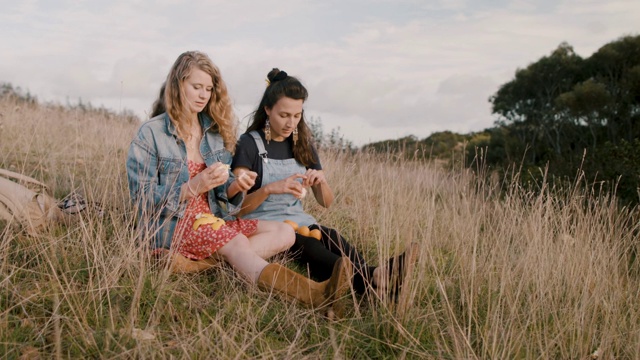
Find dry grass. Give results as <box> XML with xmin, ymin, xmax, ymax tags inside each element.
<box><xmin>1</xmin><ymin>96</ymin><xmax>639</xmax><ymax>359</ymax></box>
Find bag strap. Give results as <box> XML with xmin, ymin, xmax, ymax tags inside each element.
<box><xmin>0</xmin><ymin>168</ymin><xmax>48</xmax><ymax>189</ymax></box>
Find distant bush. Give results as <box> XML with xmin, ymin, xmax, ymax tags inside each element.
<box><xmin>0</xmin><ymin>82</ymin><xmax>139</xmax><ymax>124</ymax></box>
<box><xmin>1</xmin><ymin>83</ymin><xmax>37</xmax><ymax>104</ymax></box>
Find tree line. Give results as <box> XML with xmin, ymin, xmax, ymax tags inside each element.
<box><xmin>363</xmin><ymin>34</ymin><xmax>640</xmax><ymax>205</ymax></box>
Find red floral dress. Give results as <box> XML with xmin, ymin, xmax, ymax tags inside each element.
<box><xmin>172</xmin><ymin>161</ymin><xmax>258</xmax><ymax>260</ymax></box>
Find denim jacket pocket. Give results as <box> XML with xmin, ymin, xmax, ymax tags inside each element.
<box><xmin>158</xmin><ymin>158</ymin><xmax>183</xmax><ymax>187</ymax></box>
<box><xmin>204</xmin><ymin>148</ymin><xmax>232</xmax><ymax>166</ymax></box>
<box><xmin>218</xmin><ymin>150</ymin><xmax>232</xmax><ymax>165</ymax></box>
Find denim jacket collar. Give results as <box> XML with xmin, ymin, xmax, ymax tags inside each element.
<box><xmin>163</xmin><ymin>112</ymin><xmax>215</xmax><ymax>138</ymax></box>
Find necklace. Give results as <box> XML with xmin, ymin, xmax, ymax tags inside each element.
<box><xmin>184</xmin><ymin>122</ymin><xmax>202</xmax><ymax>153</ymax></box>
<box><xmin>186</xmin><ymin>134</ymin><xmax>201</xmax><ymax>151</ymax></box>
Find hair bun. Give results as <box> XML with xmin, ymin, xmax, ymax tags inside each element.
<box><xmin>267</xmin><ymin>69</ymin><xmax>288</xmax><ymax>84</ymax></box>
<box><xmin>273</xmin><ymin>70</ymin><xmax>287</xmax><ymax>82</ymax></box>
<box><xmin>267</xmin><ymin>68</ymin><xmax>280</xmax><ymax>82</ymax></box>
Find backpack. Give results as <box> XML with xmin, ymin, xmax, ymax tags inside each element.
<box><xmin>0</xmin><ymin>168</ymin><xmax>70</xmax><ymax>234</ymax></box>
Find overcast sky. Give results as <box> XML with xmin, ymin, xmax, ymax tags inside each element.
<box><xmin>1</xmin><ymin>0</ymin><xmax>638</xmax><ymax>146</ymax></box>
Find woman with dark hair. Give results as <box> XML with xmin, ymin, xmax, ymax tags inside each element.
<box><xmin>127</xmin><ymin>53</ymin><xmax>352</xmax><ymax>315</ymax></box>
<box><xmin>231</xmin><ymin>68</ymin><xmax>418</xmax><ymax>299</ymax></box>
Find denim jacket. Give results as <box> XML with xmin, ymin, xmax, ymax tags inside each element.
<box><xmin>126</xmin><ymin>112</ymin><xmax>243</xmax><ymax>249</ymax></box>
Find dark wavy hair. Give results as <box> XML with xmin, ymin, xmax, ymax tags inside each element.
<box><xmin>150</xmin><ymin>83</ymin><xmax>166</xmax><ymax>118</ymax></box>
<box><xmin>246</xmin><ymin>68</ymin><xmax>315</xmax><ymax>166</ymax></box>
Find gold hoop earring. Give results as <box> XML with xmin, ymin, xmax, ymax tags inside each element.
<box><xmin>293</xmin><ymin>128</ymin><xmax>298</xmax><ymax>145</ymax></box>
<box><xmin>265</xmin><ymin>118</ymin><xmax>271</xmax><ymax>144</ymax></box>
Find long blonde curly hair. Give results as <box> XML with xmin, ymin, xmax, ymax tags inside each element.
<box><xmin>164</xmin><ymin>51</ymin><xmax>237</xmax><ymax>152</ymax></box>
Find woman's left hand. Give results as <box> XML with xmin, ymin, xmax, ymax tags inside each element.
<box><xmin>233</xmin><ymin>170</ymin><xmax>258</xmax><ymax>192</ymax></box>
<box><xmin>302</xmin><ymin>169</ymin><xmax>327</xmax><ymax>187</ymax></box>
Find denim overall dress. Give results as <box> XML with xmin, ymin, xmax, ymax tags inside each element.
<box><xmin>241</xmin><ymin>131</ymin><xmax>317</xmax><ymax>227</ymax></box>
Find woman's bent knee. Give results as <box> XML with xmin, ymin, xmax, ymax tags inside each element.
<box><xmin>259</xmin><ymin>220</ymin><xmax>296</xmax><ymax>248</ymax></box>
<box><xmin>218</xmin><ymin>233</ymin><xmax>252</xmax><ymax>257</ymax></box>
<box><xmin>277</xmin><ymin>222</ymin><xmax>296</xmax><ymax>249</ymax></box>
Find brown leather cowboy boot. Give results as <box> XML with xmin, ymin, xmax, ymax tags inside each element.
<box><xmin>257</xmin><ymin>257</ymin><xmax>353</xmax><ymax>317</ymax></box>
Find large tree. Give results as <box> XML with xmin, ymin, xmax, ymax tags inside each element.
<box><xmin>488</xmin><ymin>35</ymin><xmax>640</xmax><ymax>205</ymax></box>
<box><xmin>490</xmin><ymin>42</ymin><xmax>585</xmax><ymax>161</ymax></box>
<box><xmin>582</xmin><ymin>35</ymin><xmax>640</xmax><ymax>143</ymax></box>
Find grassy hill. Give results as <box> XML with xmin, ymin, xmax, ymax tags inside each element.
<box><xmin>1</xmin><ymin>93</ymin><xmax>639</xmax><ymax>358</ymax></box>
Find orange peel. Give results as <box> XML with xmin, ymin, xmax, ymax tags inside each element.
<box><xmin>193</xmin><ymin>213</ymin><xmax>225</xmax><ymax>231</ymax></box>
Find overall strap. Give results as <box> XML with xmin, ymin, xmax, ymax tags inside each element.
<box><xmin>249</xmin><ymin>131</ymin><xmax>269</xmax><ymax>163</ymax></box>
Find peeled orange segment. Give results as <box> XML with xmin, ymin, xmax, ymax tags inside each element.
<box><xmin>193</xmin><ymin>213</ymin><xmax>225</xmax><ymax>231</ymax></box>
<box><xmin>210</xmin><ymin>218</ymin><xmax>226</xmax><ymax>230</ymax></box>
<box><xmin>192</xmin><ymin>213</ymin><xmax>217</xmax><ymax>231</ymax></box>
<box><xmin>283</xmin><ymin>220</ymin><xmax>299</xmax><ymax>230</ymax></box>
<box><xmin>297</xmin><ymin>226</ymin><xmax>310</xmax><ymax>237</ymax></box>
<box><xmin>309</xmin><ymin>229</ymin><xmax>322</xmax><ymax>240</ymax></box>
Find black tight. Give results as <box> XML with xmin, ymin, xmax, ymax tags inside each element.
<box><xmin>286</xmin><ymin>224</ymin><xmax>376</xmax><ymax>294</ymax></box>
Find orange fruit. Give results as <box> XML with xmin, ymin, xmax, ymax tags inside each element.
<box><xmin>297</xmin><ymin>226</ymin><xmax>310</xmax><ymax>237</ymax></box>
<box><xmin>309</xmin><ymin>229</ymin><xmax>322</xmax><ymax>240</ymax></box>
<box><xmin>283</xmin><ymin>220</ymin><xmax>299</xmax><ymax>230</ymax></box>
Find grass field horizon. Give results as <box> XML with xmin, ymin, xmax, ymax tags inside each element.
<box><xmin>1</xmin><ymin>96</ymin><xmax>639</xmax><ymax>359</ymax></box>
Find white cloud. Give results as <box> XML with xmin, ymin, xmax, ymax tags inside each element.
<box><xmin>0</xmin><ymin>0</ymin><xmax>638</xmax><ymax>147</ymax></box>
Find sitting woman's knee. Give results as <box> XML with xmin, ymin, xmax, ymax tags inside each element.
<box><xmin>279</xmin><ymin>223</ymin><xmax>296</xmax><ymax>249</ymax></box>
<box><xmin>218</xmin><ymin>233</ymin><xmax>252</xmax><ymax>258</ymax></box>
<box><xmin>261</xmin><ymin>220</ymin><xmax>295</xmax><ymax>250</ymax></box>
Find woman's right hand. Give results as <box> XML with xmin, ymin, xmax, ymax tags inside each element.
<box><xmin>264</xmin><ymin>174</ymin><xmax>307</xmax><ymax>198</ymax></box>
<box><xmin>188</xmin><ymin>162</ymin><xmax>230</xmax><ymax>195</ymax></box>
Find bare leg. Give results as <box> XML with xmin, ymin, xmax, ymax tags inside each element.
<box><xmin>247</xmin><ymin>220</ymin><xmax>295</xmax><ymax>259</ymax></box>
<box><xmin>218</xmin><ymin>232</ymin><xmax>355</xmax><ymax>317</ymax></box>
<box><xmin>217</xmin><ymin>233</ymin><xmax>269</xmax><ymax>283</ymax></box>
